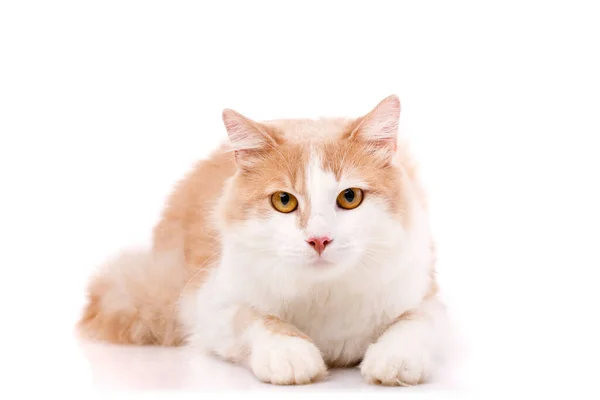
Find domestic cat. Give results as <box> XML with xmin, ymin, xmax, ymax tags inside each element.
<box><xmin>78</xmin><ymin>95</ymin><xmax>449</xmax><ymax>386</ymax></box>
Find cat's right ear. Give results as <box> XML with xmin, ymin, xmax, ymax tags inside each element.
<box><xmin>222</xmin><ymin>109</ymin><xmax>279</xmax><ymax>169</ymax></box>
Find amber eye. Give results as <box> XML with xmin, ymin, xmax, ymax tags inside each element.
<box><xmin>337</xmin><ymin>188</ymin><xmax>364</xmax><ymax>210</ymax></box>
<box><xmin>271</xmin><ymin>191</ymin><xmax>298</xmax><ymax>213</ymax></box>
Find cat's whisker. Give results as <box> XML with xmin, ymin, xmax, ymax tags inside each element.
<box><xmin>263</xmin><ymin>140</ymin><xmax>295</xmax><ymax>181</ymax></box>
<box><xmin>358</xmin><ymin>251</ymin><xmax>391</xmax><ymax>268</ymax></box>
<box><xmin>172</xmin><ymin>251</ymin><xmax>221</xmax><ymax>315</ymax></box>
<box><xmin>80</xmin><ymin>95</ymin><xmax>446</xmax><ymax>388</ymax></box>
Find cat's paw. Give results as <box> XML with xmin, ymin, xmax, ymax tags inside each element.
<box><xmin>249</xmin><ymin>335</ymin><xmax>327</xmax><ymax>385</ymax></box>
<box><xmin>360</xmin><ymin>336</ymin><xmax>433</xmax><ymax>386</ymax></box>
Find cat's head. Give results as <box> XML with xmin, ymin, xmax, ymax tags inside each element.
<box><xmin>217</xmin><ymin>95</ymin><xmax>412</xmax><ymax>281</ymax></box>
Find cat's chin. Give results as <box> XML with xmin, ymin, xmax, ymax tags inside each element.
<box><xmin>309</xmin><ymin>258</ymin><xmax>334</xmax><ymax>267</ymax></box>
<box><xmin>303</xmin><ymin>256</ymin><xmax>354</xmax><ymax>279</ymax></box>
<box><xmin>299</xmin><ymin>260</ymin><xmax>347</xmax><ymax>282</ymax></box>
<box><xmin>303</xmin><ymin>251</ymin><xmax>359</xmax><ymax>273</ymax></box>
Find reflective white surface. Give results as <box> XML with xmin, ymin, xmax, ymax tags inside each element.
<box><xmin>76</xmin><ymin>335</ymin><xmax>466</xmax><ymax>392</ymax></box>
<box><xmin>3</xmin><ymin>0</ymin><xmax>600</xmax><ymax>397</ymax></box>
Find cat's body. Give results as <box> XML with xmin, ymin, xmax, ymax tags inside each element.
<box><xmin>79</xmin><ymin>96</ymin><xmax>449</xmax><ymax>386</ymax></box>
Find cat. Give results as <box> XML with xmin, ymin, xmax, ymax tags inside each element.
<box><xmin>78</xmin><ymin>95</ymin><xmax>450</xmax><ymax>386</ymax></box>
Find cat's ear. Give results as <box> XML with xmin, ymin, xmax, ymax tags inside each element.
<box><xmin>222</xmin><ymin>108</ymin><xmax>279</xmax><ymax>169</ymax></box>
<box><xmin>347</xmin><ymin>94</ymin><xmax>401</xmax><ymax>159</ymax></box>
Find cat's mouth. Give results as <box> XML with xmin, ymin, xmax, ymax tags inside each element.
<box><xmin>309</xmin><ymin>257</ymin><xmax>334</xmax><ymax>267</ymax></box>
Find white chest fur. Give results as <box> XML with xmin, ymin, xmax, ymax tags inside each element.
<box><xmin>187</xmin><ymin>199</ymin><xmax>434</xmax><ymax>366</ymax></box>
<box><xmin>285</xmin><ymin>263</ymin><xmax>428</xmax><ymax>365</ymax></box>
<box><xmin>208</xmin><ymin>244</ymin><xmax>431</xmax><ymax>366</ymax></box>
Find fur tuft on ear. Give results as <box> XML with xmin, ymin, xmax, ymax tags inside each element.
<box><xmin>222</xmin><ymin>109</ymin><xmax>279</xmax><ymax>169</ymax></box>
<box><xmin>347</xmin><ymin>95</ymin><xmax>401</xmax><ymax>158</ymax></box>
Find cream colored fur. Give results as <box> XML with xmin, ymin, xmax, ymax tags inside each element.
<box><xmin>78</xmin><ymin>95</ymin><xmax>450</xmax><ymax>386</ymax></box>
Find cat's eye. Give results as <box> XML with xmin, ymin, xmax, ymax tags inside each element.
<box><xmin>337</xmin><ymin>188</ymin><xmax>364</xmax><ymax>210</ymax></box>
<box><xmin>271</xmin><ymin>191</ymin><xmax>298</xmax><ymax>213</ymax></box>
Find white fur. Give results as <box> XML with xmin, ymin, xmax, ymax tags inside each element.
<box><xmin>361</xmin><ymin>298</ymin><xmax>447</xmax><ymax>385</ymax></box>
<box><xmin>246</xmin><ymin>323</ymin><xmax>327</xmax><ymax>384</ymax></box>
<box><xmin>304</xmin><ymin>148</ymin><xmax>336</xmax><ymax>240</ymax></box>
<box><xmin>181</xmin><ymin>145</ymin><xmax>448</xmax><ymax>385</ymax></box>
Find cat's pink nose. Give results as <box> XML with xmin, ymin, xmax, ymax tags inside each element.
<box><xmin>306</xmin><ymin>236</ymin><xmax>332</xmax><ymax>255</ymax></box>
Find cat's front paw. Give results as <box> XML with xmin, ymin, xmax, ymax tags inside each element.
<box><xmin>250</xmin><ymin>335</ymin><xmax>327</xmax><ymax>385</ymax></box>
<box><xmin>360</xmin><ymin>337</ymin><xmax>433</xmax><ymax>386</ymax></box>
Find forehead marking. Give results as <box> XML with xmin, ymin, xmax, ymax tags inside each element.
<box><xmin>301</xmin><ymin>146</ymin><xmax>338</xmax><ymax>233</ymax></box>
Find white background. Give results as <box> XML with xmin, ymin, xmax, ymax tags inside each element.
<box><xmin>1</xmin><ymin>0</ymin><xmax>599</xmax><ymax>398</ymax></box>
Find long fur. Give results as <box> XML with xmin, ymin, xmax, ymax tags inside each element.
<box><xmin>78</xmin><ymin>249</ymin><xmax>188</xmax><ymax>346</ymax></box>
<box><xmin>78</xmin><ymin>95</ymin><xmax>450</xmax><ymax>386</ymax></box>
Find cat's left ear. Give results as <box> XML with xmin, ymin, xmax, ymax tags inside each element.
<box><xmin>347</xmin><ymin>94</ymin><xmax>401</xmax><ymax>159</ymax></box>
<box><xmin>222</xmin><ymin>108</ymin><xmax>281</xmax><ymax>170</ymax></box>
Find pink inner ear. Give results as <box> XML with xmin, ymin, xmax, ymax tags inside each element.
<box><xmin>348</xmin><ymin>95</ymin><xmax>400</xmax><ymax>149</ymax></box>
<box><xmin>221</xmin><ymin>108</ymin><xmax>284</xmax><ymax>169</ymax></box>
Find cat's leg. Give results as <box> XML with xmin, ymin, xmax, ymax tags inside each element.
<box><xmin>187</xmin><ymin>302</ymin><xmax>328</xmax><ymax>385</ymax></box>
<box><xmin>360</xmin><ymin>297</ymin><xmax>448</xmax><ymax>386</ymax></box>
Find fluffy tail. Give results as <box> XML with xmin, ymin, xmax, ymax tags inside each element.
<box><xmin>77</xmin><ymin>249</ymin><xmax>188</xmax><ymax>346</ymax></box>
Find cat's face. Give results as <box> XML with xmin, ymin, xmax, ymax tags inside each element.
<box><xmin>218</xmin><ymin>96</ymin><xmax>407</xmax><ymax>280</ymax></box>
